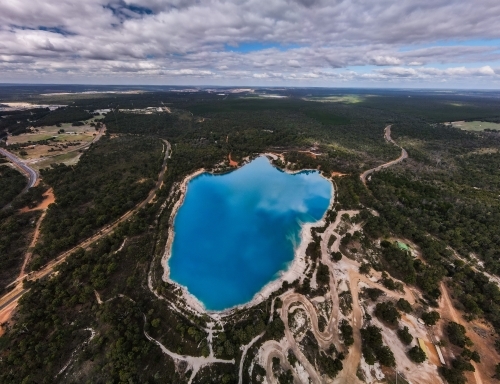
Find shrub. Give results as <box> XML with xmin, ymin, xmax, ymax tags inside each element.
<box><xmin>365</xmin><ymin>288</ymin><xmax>384</xmax><ymax>301</ymax></box>
<box><xmin>339</xmin><ymin>319</ymin><xmax>354</xmax><ymax>347</ymax></box>
<box><xmin>396</xmin><ymin>298</ymin><xmax>412</xmax><ymax>313</ymax></box>
<box><xmin>331</xmin><ymin>251</ymin><xmax>342</xmax><ymax>262</ymax></box>
<box><xmin>359</xmin><ymin>263</ymin><xmax>371</xmax><ymax>274</ymax></box>
<box><xmin>397</xmin><ymin>326</ymin><xmax>413</xmax><ymax>345</ymax></box>
<box><xmin>374</xmin><ymin>301</ymin><xmax>401</xmax><ymax>325</ymax></box>
<box><xmin>408</xmin><ymin>345</ymin><xmax>426</xmax><ymax>363</ymax></box>
<box><xmin>446</xmin><ymin>322</ymin><xmax>470</xmax><ymax>348</ymax></box>
<box><xmin>421</xmin><ymin>311</ymin><xmax>440</xmax><ymax>326</ymax></box>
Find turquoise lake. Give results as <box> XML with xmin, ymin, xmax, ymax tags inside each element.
<box><xmin>168</xmin><ymin>156</ymin><xmax>332</xmax><ymax>311</ymax></box>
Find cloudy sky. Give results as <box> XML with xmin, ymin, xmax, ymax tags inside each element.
<box><xmin>2</xmin><ymin>0</ymin><xmax>500</xmax><ymax>87</ymax></box>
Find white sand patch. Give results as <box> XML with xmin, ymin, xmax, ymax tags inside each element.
<box><xmin>372</xmin><ymin>363</ymin><xmax>385</xmax><ymax>381</ymax></box>
<box><xmin>311</xmin><ymin>296</ymin><xmax>325</xmax><ymax>303</ymax></box>
<box><xmin>290</xmin><ymin>309</ymin><xmax>307</xmax><ymax>333</ymax></box>
<box><xmin>310</xmin><ymin>268</ymin><xmax>318</xmax><ymax>289</ymax></box>
<box><xmin>359</xmin><ymin>357</ymin><xmax>376</xmax><ymax>383</ymax></box>
<box><xmin>338</xmin><ymin>279</ymin><xmax>349</xmax><ymax>292</ymax></box>
<box><xmin>294</xmin><ymin>361</ymin><xmax>310</xmax><ymax>383</ymax></box>
<box><xmin>358</xmin><ymin>281</ymin><xmax>370</xmax><ymax>290</ymax></box>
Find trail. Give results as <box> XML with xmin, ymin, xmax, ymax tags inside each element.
<box><xmin>260</xmin><ymin>208</ymin><xmax>419</xmax><ymax>384</ymax></box>
<box><xmin>334</xmin><ymin>271</ymin><xmax>363</xmax><ymax>384</ymax></box>
<box><xmin>259</xmin><ymin>210</ymin><xmax>349</xmax><ymax>384</ymax></box>
<box><xmin>360</xmin><ymin>125</ymin><xmax>408</xmax><ymax>185</ymax></box>
<box><xmin>143</xmin><ymin>314</ymin><xmax>234</xmax><ymax>384</ymax></box>
<box><xmin>0</xmin><ymin>140</ymin><xmax>171</xmax><ymax>320</ymax></box>
<box><xmin>17</xmin><ymin>210</ymin><xmax>46</xmax><ymax>279</ymax></box>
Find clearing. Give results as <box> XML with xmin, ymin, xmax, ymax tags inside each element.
<box><xmin>450</xmin><ymin>120</ymin><xmax>500</xmax><ymax>131</ymax></box>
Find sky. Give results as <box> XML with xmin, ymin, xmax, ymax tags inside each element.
<box><xmin>2</xmin><ymin>0</ymin><xmax>500</xmax><ymax>87</ymax></box>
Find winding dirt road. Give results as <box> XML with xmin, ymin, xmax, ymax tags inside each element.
<box><xmin>360</xmin><ymin>125</ymin><xmax>408</xmax><ymax>185</ymax></box>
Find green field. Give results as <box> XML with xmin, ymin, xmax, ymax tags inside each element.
<box><xmin>304</xmin><ymin>95</ymin><xmax>364</xmax><ymax>104</ymax></box>
<box><xmin>32</xmin><ymin>151</ymin><xmax>82</xmax><ymax>169</ymax></box>
<box><xmin>451</xmin><ymin>120</ymin><xmax>500</xmax><ymax>131</ymax></box>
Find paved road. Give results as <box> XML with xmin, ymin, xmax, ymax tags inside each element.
<box><xmin>0</xmin><ymin>147</ymin><xmax>38</xmax><ymax>191</ymax></box>
<box><xmin>360</xmin><ymin>125</ymin><xmax>408</xmax><ymax>185</ymax></box>
<box><xmin>0</xmin><ymin>139</ymin><xmax>171</xmax><ymax>313</ymax></box>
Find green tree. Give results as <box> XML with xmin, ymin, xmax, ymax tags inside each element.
<box><xmin>408</xmin><ymin>345</ymin><xmax>426</xmax><ymax>363</ymax></box>
<box><xmin>421</xmin><ymin>311</ymin><xmax>440</xmax><ymax>326</ymax></box>
<box><xmin>396</xmin><ymin>298</ymin><xmax>412</xmax><ymax>313</ymax></box>
<box><xmin>397</xmin><ymin>326</ymin><xmax>413</xmax><ymax>345</ymax></box>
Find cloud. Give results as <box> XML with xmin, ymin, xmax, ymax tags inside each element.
<box><xmin>1</xmin><ymin>0</ymin><xmax>500</xmax><ymax>85</ymax></box>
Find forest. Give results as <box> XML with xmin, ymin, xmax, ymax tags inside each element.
<box><xmin>0</xmin><ymin>87</ymin><xmax>500</xmax><ymax>383</ymax></box>
<box><xmin>31</xmin><ymin>135</ymin><xmax>163</xmax><ymax>268</ymax></box>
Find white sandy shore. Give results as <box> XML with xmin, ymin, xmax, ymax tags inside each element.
<box><xmin>160</xmin><ymin>156</ymin><xmax>335</xmax><ymax>317</ymax></box>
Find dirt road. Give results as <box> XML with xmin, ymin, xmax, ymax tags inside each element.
<box><xmin>360</xmin><ymin>125</ymin><xmax>408</xmax><ymax>185</ymax></box>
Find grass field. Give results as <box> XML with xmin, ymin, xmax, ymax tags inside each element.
<box><xmin>31</xmin><ymin>151</ymin><xmax>82</xmax><ymax>170</ymax></box>
<box><xmin>7</xmin><ymin>123</ymin><xmax>97</xmax><ymax>145</ymax></box>
<box><xmin>451</xmin><ymin>121</ymin><xmax>500</xmax><ymax>131</ymax></box>
<box><xmin>7</xmin><ymin>121</ymin><xmax>97</xmax><ymax>162</ymax></box>
<box><xmin>303</xmin><ymin>95</ymin><xmax>364</xmax><ymax>103</ymax></box>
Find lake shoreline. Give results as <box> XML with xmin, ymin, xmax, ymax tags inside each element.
<box><xmin>160</xmin><ymin>155</ymin><xmax>335</xmax><ymax>317</ymax></box>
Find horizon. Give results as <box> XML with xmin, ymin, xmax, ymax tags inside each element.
<box><xmin>2</xmin><ymin>83</ymin><xmax>500</xmax><ymax>92</ymax></box>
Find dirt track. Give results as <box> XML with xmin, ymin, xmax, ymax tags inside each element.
<box><xmin>360</xmin><ymin>125</ymin><xmax>408</xmax><ymax>185</ymax></box>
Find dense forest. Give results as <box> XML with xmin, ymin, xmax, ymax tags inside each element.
<box><xmin>31</xmin><ymin>135</ymin><xmax>163</xmax><ymax>268</ymax></box>
<box><xmin>0</xmin><ymin>163</ymin><xmax>26</xmax><ymax>208</ymax></box>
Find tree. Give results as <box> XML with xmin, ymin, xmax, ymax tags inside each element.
<box><xmin>377</xmin><ymin>346</ymin><xmax>396</xmax><ymax>367</ymax></box>
<box><xmin>421</xmin><ymin>311</ymin><xmax>440</xmax><ymax>326</ymax></box>
<box><xmin>447</xmin><ymin>322</ymin><xmax>471</xmax><ymax>348</ymax></box>
<box><xmin>452</xmin><ymin>357</ymin><xmax>475</xmax><ymax>372</ymax></box>
<box><xmin>396</xmin><ymin>298</ymin><xmax>412</xmax><ymax>313</ymax></box>
<box><xmin>408</xmin><ymin>345</ymin><xmax>426</xmax><ymax>363</ymax></box>
<box><xmin>374</xmin><ymin>301</ymin><xmax>401</xmax><ymax>325</ymax></box>
<box><xmin>360</xmin><ymin>325</ymin><xmax>395</xmax><ymax>367</ymax></box>
<box><xmin>440</xmin><ymin>367</ymin><xmax>466</xmax><ymax>384</ymax></box>
<box><xmin>339</xmin><ymin>319</ymin><xmax>354</xmax><ymax>347</ymax></box>
<box><xmin>151</xmin><ymin>318</ymin><xmax>160</xmax><ymax>328</ymax></box>
<box><xmin>461</xmin><ymin>348</ymin><xmax>480</xmax><ymax>363</ymax></box>
<box><xmin>331</xmin><ymin>251</ymin><xmax>342</xmax><ymax>262</ymax></box>
<box><xmin>316</xmin><ymin>263</ymin><xmax>330</xmax><ymax>286</ymax></box>
<box><xmin>365</xmin><ymin>287</ymin><xmax>384</xmax><ymax>301</ymax></box>
<box><xmin>359</xmin><ymin>262</ymin><xmax>371</xmax><ymax>274</ymax></box>
<box><xmin>397</xmin><ymin>326</ymin><xmax>413</xmax><ymax>345</ymax></box>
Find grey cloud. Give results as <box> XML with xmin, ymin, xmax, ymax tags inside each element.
<box><xmin>1</xmin><ymin>0</ymin><xmax>500</xmax><ymax>85</ymax></box>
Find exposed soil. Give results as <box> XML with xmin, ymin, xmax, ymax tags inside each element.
<box><xmin>228</xmin><ymin>153</ymin><xmax>238</xmax><ymax>167</ymax></box>
<box><xmin>331</xmin><ymin>171</ymin><xmax>347</xmax><ymax>177</ymax></box>
<box><xmin>0</xmin><ymin>301</ymin><xmax>17</xmax><ymax>336</ymax></box>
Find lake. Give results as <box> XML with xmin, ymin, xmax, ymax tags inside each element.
<box><xmin>168</xmin><ymin>156</ymin><xmax>332</xmax><ymax>311</ymax></box>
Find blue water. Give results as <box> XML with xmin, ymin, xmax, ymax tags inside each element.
<box><xmin>168</xmin><ymin>156</ymin><xmax>332</xmax><ymax>311</ymax></box>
